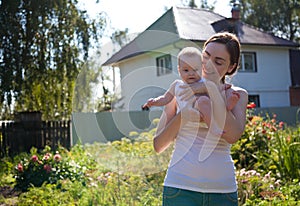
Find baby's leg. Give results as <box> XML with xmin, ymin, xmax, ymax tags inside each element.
<box><xmin>226</xmin><ymin>91</ymin><xmax>240</xmax><ymax>111</ymax></box>
<box><xmin>198</xmin><ymin>81</ymin><xmax>226</xmax><ymax>161</ymax></box>
<box><xmin>196</xmin><ymin>95</ymin><xmax>211</xmax><ymax>127</ymax></box>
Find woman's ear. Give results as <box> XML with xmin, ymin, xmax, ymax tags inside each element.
<box><xmin>228</xmin><ymin>63</ymin><xmax>237</xmax><ymax>73</ymax></box>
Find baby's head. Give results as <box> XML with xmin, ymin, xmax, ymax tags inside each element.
<box><xmin>177</xmin><ymin>47</ymin><xmax>203</xmax><ymax>84</ymax></box>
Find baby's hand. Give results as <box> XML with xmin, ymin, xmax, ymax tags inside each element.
<box><xmin>222</xmin><ymin>83</ymin><xmax>232</xmax><ymax>91</ymax></box>
<box><xmin>142</xmin><ymin>98</ymin><xmax>155</xmax><ymax>109</ymax></box>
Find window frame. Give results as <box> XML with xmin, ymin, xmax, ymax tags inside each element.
<box><xmin>156</xmin><ymin>54</ymin><xmax>172</xmax><ymax>76</ymax></box>
<box><xmin>248</xmin><ymin>94</ymin><xmax>260</xmax><ymax>107</ymax></box>
<box><xmin>239</xmin><ymin>52</ymin><xmax>257</xmax><ymax>72</ymax></box>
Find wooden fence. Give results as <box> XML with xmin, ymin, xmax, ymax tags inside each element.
<box><xmin>0</xmin><ymin>120</ymin><xmax>71</xmax><ymax>157</ymax></box>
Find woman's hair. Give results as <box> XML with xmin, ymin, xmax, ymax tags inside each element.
<box><xmin>204</xmin><ymin>32</ymin><xmax>241</xmax><ymax>81</ymax></box>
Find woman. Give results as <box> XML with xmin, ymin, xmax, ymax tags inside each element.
<box><xmin>154</xmin><ymin>32</ymin><xmax>248</xmax><ymax>206</ymax></box>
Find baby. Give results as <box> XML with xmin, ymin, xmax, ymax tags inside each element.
<box><xmin>142</xmin><ymin>47</ymin><xmax>240</xmax><ymax>129</ymax></box>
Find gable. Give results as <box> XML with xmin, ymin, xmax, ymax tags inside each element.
<box><xmin>103</xmin><ymin>6</ymin><xmax>299</xmax><ymax>67</ymax></box>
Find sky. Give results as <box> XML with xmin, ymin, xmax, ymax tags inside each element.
<box><xmin>79</xmin><ymin>0</ymin><xmax>233</xmax><ymax>41</ymax></box>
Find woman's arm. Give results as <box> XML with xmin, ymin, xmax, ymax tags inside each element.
<box><xmin>153</xmin><ymin>97</ymin><xmax>202</xmax><ymax>153</ymax></box>
<box><xmin>222</xmin><ymin>88</ymin><xmax>248</xmax><ymax>144</ymax></box>
<box><xmin>178</xmin><ymin>82</ymin><xmax>248</xmax><ymax>144</ymax></box>
<box><xmin>153</xmin><ymin>98</ymin><xmax>178</xmax><ymax>153</ymax></box>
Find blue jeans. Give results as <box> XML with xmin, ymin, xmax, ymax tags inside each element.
<box><xmin>163</xmin><ymin>186</ymin><xmax>238</xmax><ymax>206</ymax></box>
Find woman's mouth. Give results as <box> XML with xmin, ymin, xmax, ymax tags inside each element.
<box><xmin>203</xmin><ymin>68</ymin><xmax>214</xmax><ymax>74</ymax></box>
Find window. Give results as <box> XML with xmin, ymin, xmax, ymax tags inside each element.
<box><xmin>248</xmin><ymin>95</ymin><xmax>260</xmax><ymax>107</ymax></box>
<box><xmin>156</xmin><ymin>54</ymin><xmax>172</xmax><ymax>76</ymax></box>
<box><xmin>240</xmin><ymin>52</ymin><xmax>257</xmax><ymax>72</ymax></box>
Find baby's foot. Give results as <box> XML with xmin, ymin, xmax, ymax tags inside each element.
<box><xmin>226</xmin><ymin>91</ymin><xmax>240</xmax><ymax>111</ymax></box>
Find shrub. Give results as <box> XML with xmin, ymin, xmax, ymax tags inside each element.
<box><xmin>14</xmin><ymin>145</ymin><xmax>87</xmax><ymax>191</ymax></box>
<box><xmin>232</xmin><ymin>104</ymin><xmax>300</xmax><ymax>181</ymax></box>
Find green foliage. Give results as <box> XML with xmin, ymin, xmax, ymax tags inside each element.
<box><xmin>232</xmin><ymin>107</ymin><xmax>300</xmax><ymax>205</ymax></box>
<box><xmin>14</xmin><ymin>146</ymin><xmax>88</xmax><ymax>191</ymax></box>
<box><xmin>0</xmin><ymin>0</ymin><xmax>107</xmax><ymax>120</ymax></box>
<box><xmin>1</xmin><ymin>115</ymin><xmax>299</xmax><ymax>205</ymax></box>
<box><xmin>237</xmin><ymin>0</ymin><xmax>300</xmax><ymax>42</ymax></box>
<box><xmin>237</xmin><ymin>169</ymin><xmax>300</xmax><ymax>206</ymax></box>
<box><xmin>232</xmin><ymin>110</ymin><xmax>300</xmax><ymax>181</ymax></box>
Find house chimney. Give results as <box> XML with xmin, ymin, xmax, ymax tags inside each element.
<box><xmin>231</xmin><ymin>1</ymin><xmax>240</xmax><ymax>20</ymax></box>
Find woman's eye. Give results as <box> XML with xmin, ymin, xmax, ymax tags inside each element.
<box><xmin>215</xmin><ymin>61</ymin><xmax>222</xmax><ymax>66</ymax></box>
<box><xmin>203</xmin><ymin>55</ymin><xmax>209</xmax><ymax>60</ymax></box>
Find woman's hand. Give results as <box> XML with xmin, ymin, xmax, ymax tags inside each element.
<box><xmin>178</xmin><ymin>81</ymin><xmax>207</xmax><ymax>101</ymax></box>
<box><xmin>181</xmin><ymin>105</ymin><xmax>201</xmax><ymax>123</ymax></box>
<box><xmin>179</xmin><ymin>81</ymin><xmax>232</xmax><ymax>101</ymax></box>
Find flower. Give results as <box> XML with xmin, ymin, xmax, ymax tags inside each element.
<box><xmin>279</xmin><ymin>121</ymin><xmax>284</xmax><ymax>128</ymax></box>
<box><xmin>42</xmin><ymin>153</ymin><xmax>52</xmax><ymax>161</ymax></box>
<box><xmin>43</xmin><ymin>164</ymin><xmax>52</xmax><ymax>173</ymax></box>
<box><xmin>17</xmin><ymin>163</ymin><xmax>23</xmax><ymax>172</ymax></box>
<box><xmin>54</xmin><ymin>153</ymin><xmax>61</xmax><ymax>162</ymax></box>
<box><xmin>31</xmin><ymin>155</ymin><xmax>38</xmax><ymax>162</ymax></box>
<box><xmin>247</xmin><ymin>102</ymin><xmax>256</xmax><ymax>109</ymax></box>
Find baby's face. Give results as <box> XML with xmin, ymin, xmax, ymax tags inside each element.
<box><xmin>178</xmin><ymin>56</ymin><xmax>202</xmax><ymax>84</ymax></box>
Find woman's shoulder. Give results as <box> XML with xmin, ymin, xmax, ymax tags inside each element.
<box><xmin>230</xmin><ymin>85</ymin><xmax>248</xmax><ymax>94</ymax></box>
<box><xmin>227</xmin><ymin>85</ymin><xmax>248</xmax><ymax>101</ymax></box>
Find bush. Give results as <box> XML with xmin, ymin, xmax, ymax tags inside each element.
<box><xmin>232</xmin><ymin>104</ymin><xmax>300</xmax><ymax>205</ymax></box>
<box><xmin>14</xmin><ymin>145</ymin><xmax>88</xmax><ymax>191</ymax></box>
<box><xmin>232</xmin><ymin>107</ymin><xmax>300</xmax><ymax>181</ymax></box>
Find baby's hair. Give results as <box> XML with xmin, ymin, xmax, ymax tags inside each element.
<box><xmin>178</xmin><ymin>47</ymin><xmax>202</xmax><ymax>67</ymax></box>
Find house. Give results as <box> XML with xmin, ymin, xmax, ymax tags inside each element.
<box><xmin>103</xmin><ymin>5</ymin><xmax>300</xmax><ymax>111</ymax></box>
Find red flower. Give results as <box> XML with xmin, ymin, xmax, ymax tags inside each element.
<box><xmin>17</xmin><ymin>163</ymin><xmax>23</xmax><ymax>172</ymax></box>
<box><xmin>43</xmin><ymin>164</ymin><xmax>52</xmax><ymax>173</ymax></box>
<box><xmin>31</xmin><ymin>155</ymin><xmax>38</xmax><ymax>162</ymax></box>
<box><xmin>279</xmin><ymin>121</ymin><xmax>284</xmax><ymax>128</ymax></box>
<box><xmin>247</xmin><ymin>102</ymin><xmax>256</xmax><ymax>109</ymax></box>
<box><xmin>54</xmin><ymin>154</ymin><xmax>61</xmax><ymax>162</ymax></box>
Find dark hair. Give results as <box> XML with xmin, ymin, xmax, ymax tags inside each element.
<box><xmin>204</xmin><ymin>32</ymin><xmax>241</xmax><ymax>82</ymax></box>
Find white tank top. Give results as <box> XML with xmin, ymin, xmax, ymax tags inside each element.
<box><xmin>164</xmin><ymin>80</ymin><xmax>237</xmax><ymax>193</ymax></box>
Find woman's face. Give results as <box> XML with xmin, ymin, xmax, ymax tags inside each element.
<box><xmin>202</xmin><ymin>42</ymin><xmax>235</xmax><ymax>83</ymax></box>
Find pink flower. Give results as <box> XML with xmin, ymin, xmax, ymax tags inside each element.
<box><xmin>42</xmin><ymin>153</ymin><xmax>52</xmax><ymax>161</ymax></box>
<box><xmin>17</xmin><ymin>163</ymin><xmax>23</xmax><ymax>172</ymax></box>
<box><xmin>279</xmin><ymin>121</ymin><xmax>284</xmax><ymax>128</ymax></box>
<box><xmin>43</xmin><ymin>164</ymin><xmax>52</xmax><ymax>173</ymax></box>
<box><xmin>54</xmin><ymin>154</ymin><xmax>61</xmax><ymax>162</ymax></box>
<box><xmin>31</xmin><ymin>155</ymin><xmax>38</xmax><ymax>162</ymax></box>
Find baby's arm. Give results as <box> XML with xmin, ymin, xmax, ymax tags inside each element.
<box><xmin>142</xmin><ymin>80</ymin><xmax>177</xmax><ymax>109</ymax></box>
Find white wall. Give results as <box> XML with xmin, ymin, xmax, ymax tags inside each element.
<box><xmin>117</xmin><ymin>44</ymin><xmax>292</xmax><ymax>110</ymax></box>
<box><xmin>116</xmin><ymin>45</ymin><xmax>180</xmax><ymax>111</ymax></box>
<box><xmin>232</xmin><ymin>46</ymin><xmax>291</xmax><ymax>107</ymax></box>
